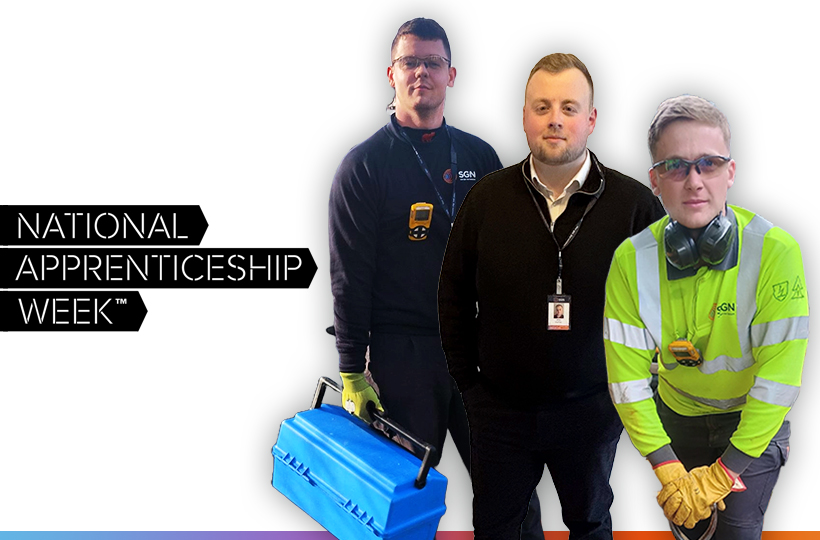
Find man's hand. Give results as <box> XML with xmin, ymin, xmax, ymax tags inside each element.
<box><xmin>653</xmin><ymin>461</ymin><xmax>707</xmax><ymax>527</ymax></box>
<box><xmin>653</xmin><ymin>460</ymin><xmax>687</xmax><ymax>487</ymax></box>
<box><xmin>339</xmin><ymin>372</ymin><xmax>383</xmax><ymax>423</ymax></box>
<box><xmin>657</xmin><ymin>459</ymin><xmax>739</xmax><ymax>528</ymax></box>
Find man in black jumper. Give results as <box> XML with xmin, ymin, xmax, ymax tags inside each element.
<box><xmin>329</xmin><ymin>18</ymin><xmax>543</xmax><ymax>537</ymax></box>
<box><xmin>439</xmin><ymin>53</ymin><xmax>665</xmax><ymax>539</ymax></box>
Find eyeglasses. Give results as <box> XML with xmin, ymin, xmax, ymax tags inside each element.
<box><xmin>391</xmin><ymin>55</ymin><xmax>451</xmax><ymax>71</ymax></box>
<box><xmin>651</xmin><ymin>155</ymin><xmax>731</xmax><ymax>181</ymax></box>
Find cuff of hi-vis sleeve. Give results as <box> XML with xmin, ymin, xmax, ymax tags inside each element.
<box><xmin>647</xmin><ymin>445</ymin><xmax>679</xmax><ymax>467</ymax></box>
<box><xmin>718</xmin><ymin>457</ymin><xmax>748</xmax><ymax>491</ymax></box>
<box><xmin>720</xmin><ymin>444</ymin><xmax>755</xmax><ymax>476</ymax></box>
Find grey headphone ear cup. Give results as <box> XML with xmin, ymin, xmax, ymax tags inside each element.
<box><xmin>698</xmin><ymin>214</ymin><xmax>734</xmax><ymax>266</ymax></box>
<box><xmin>664</xmin><ymin>221</ymin><xmax>699</xmax><ymax>270</ymax></box>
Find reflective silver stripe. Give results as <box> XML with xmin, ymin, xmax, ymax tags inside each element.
<box><xmin>665</xmin><ymin>379</ymin><xmax>747</xmax><ymax>409</ymax></box>
<box><xmin>609</xmin><ymin>378</ymin><xmax>654</xmax><ymax>404</ymax></box>
<box><xmin>749</xmin><ymin>376</ymin><xmax>800</xmax><ymax>408</ymax></box>
<box><xmin>699</xmin><ymin>354</ymin><xmax>755</xmax><ymax>374</ymax></box>
<box><xmin>633</xmin><ymin>229</ymin><xmax>662</xmax><ymax>351</ymax></box>
<box><xmin>605</xmin><ymin>318</ymin><xmax>655</xmax><ymax>350</ymax></box>
<box><xmin>632</xmin><ymin>229</ymin><xmax>672</xmax><ymax>369</ymax></box>
<box><xmin>660</xmin><ymin>358</ymin><xmax>679</xmax><ymax>371</ymax></box>
<box><xmin>751</xmin><ymin>316</ymin><xmax>810</xmax><ymax>348</ymax></box>
<box><xmin>692</xmin><ymin>214</ymin><xmax>774</xmax><ymax>376</ymax></box>
<box><xmin>736</xmin><ymin>215</ymin><xmax>772</xmax><ymax>360</ymax></box>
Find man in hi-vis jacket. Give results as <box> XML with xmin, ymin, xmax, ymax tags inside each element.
<box><xmin>605</xmin><ymin>95</ymin><xmax>807</xmax><ymax>538</ymax></box>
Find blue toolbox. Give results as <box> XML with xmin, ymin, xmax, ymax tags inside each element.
<box><xmin>272</xmin><ymin>377</ymin><xmax>448</xmax><ymax>540</ymax></box>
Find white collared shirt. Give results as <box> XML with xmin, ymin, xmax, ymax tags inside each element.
<box><xmin>529</xmin><ymin>150</ymin><xmax>591</xmax><ymax>223</ymax></box>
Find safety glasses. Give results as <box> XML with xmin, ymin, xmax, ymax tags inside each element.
<box><xmin>391</xmin><ymin>55</ymin><xmax>450</xmax><ymax>71</ymax></box>
<box><xmin>651</xmin><ymin>155</ymin><xmax>731</xmax><ymax>181</ymax></box>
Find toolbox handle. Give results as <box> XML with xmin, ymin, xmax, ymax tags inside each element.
<box><xmin>669</xmin><ymin>504</ymin><xmax>718</xmax><ymax>540</ymax></box>
<box><xmin>311</xmin><ymin>376</ymin><xmax>436</xmax><ymax>489</ymax></box>
<box><xmin>311</xmin><ymin>375</ymin><xmax>341</xmax><ymax>410</ymax></box>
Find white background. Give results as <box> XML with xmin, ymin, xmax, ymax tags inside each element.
<box><xmin>2</xmin><ymin>0</ymin><xmax>817</xmax><ymax>532</ymax></box>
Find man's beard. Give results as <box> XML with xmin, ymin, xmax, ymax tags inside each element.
<box><xmin>412</xmin><ymin>97</ymin><xmax>445</xmax><ymax>118</ymax></box>
<box><xmin>531</xmin><ymin>142</ymin><xmax>585</xmax><ymax>166</ymax></box>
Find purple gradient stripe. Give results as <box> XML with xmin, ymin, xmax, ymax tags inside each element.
<box><xmin>0</xmin><ymin>534</ymin><xmax>336</xmax><ymax>540</ymax></box>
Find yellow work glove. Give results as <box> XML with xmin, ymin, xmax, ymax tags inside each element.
<box><xmin>653</xmin><ymin>460</ymin><xmax>687</xmax><ymax>487</ymax></box>
<box><xmin>658</xmin><ymin>459</ymin><xmax>738</xmax><ymax>528</ymax></box>
<box><xmin>653</xmin><ymin>461</ymin><xmax>705</xmax><ymax>527</ymax></box>
<box><xmin>339</xmin><ymin>372</ymin><xmax>383</xmax><ymax>423</ymax></box>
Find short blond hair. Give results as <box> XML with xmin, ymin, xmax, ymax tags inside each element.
<box><xmin>648</xmin><ymin>95</ymin><xmax>731</xmax><ymax>159</ymax></box>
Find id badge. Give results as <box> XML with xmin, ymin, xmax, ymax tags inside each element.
<box><xmin>548</xmin><ymin>295</ymin><xmax>570</xmax><ymax>331</ymax></box>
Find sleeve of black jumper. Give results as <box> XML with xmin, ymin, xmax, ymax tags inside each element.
<box><xmin>329</xmin><ymin>153</ymin><xmax>379</xmax><ymax>373</ymax></box>
<box><xmin>631</xmin><ymin>185</ymin><xmax>667</xmax><ymax>234</ymax></box>
<box><xmin>438</xmin><ymin>189</ymin><xmax>481</xmax><ymax>394</ymax></box>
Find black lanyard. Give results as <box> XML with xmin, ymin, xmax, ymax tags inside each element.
<box><xmin>400</xmin><ymin>126</ymin><xmax>458</xmax><ymax>224</ymax></box>
<box><xmin>523</xmin><ymin>154</ymin><xmax>605</xmax><ymax>294</ymax></box>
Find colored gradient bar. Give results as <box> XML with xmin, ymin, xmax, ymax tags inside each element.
<box><xmin>0</xmin><ymin>533</ymin><xmax>817</xmax><ymax>539</ymax></box>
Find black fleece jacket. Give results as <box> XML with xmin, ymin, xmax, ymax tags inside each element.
<box><xmin>438</xmin><ymin>152</ymin><xmax>665</xmax><ymax>406</ymax></box>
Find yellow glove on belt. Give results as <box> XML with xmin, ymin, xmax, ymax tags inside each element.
<box><xmin>658</xmin><ymin>459</ymin><xmax>739</xmax><ymax>528</ymax></box>
<box><xmin>340</xmin><ymin>372</ymin><xmax>383</xmax><ymax>423</ymax></box>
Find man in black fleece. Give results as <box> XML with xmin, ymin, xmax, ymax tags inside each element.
<box><xmin>329</xmin><ymin>18</ymin><xmax>543</xmax><ymax>537</ymax></box>
<box><xmin>439</xmin><ymin>53</ymin><xmax>665</xmax><ymax>539</ymax></box>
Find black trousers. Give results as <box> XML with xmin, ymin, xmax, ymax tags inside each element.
<box><xmin>368</xmin><ymin>332</ymin><xmax>544</xmax><ymax>540</ymax></box>
<box><xmin>657</xmin><ymin>398</ymin><xmax>790</xmax><ymax>540</ymax></box>
<box><xmin>464</xmin><ymin>383</ymin><xmax>622</xmax><ymax>540</ymax></box>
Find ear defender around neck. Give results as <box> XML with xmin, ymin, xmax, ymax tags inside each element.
<box><xmin>664</xmin><ymin>214</ymin><xmax>735</xmax><ymax>270</ymax></box>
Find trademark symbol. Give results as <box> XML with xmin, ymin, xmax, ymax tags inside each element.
<box><xmin>116</xmin><ymin>298</ymin><xmax>127</xmax><ymax>305</ymax></box>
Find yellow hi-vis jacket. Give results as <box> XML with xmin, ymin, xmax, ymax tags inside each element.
<box><xmin>604</xmin><ymin>205</ymin><xmax>808</xmax><ymax>462</ymax></box>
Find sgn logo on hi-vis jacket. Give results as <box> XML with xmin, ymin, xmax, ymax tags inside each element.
<box><xmin>709</xmin><ymin>302</ymin><xmax>736</xmax><ymax>320</ymax></box>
